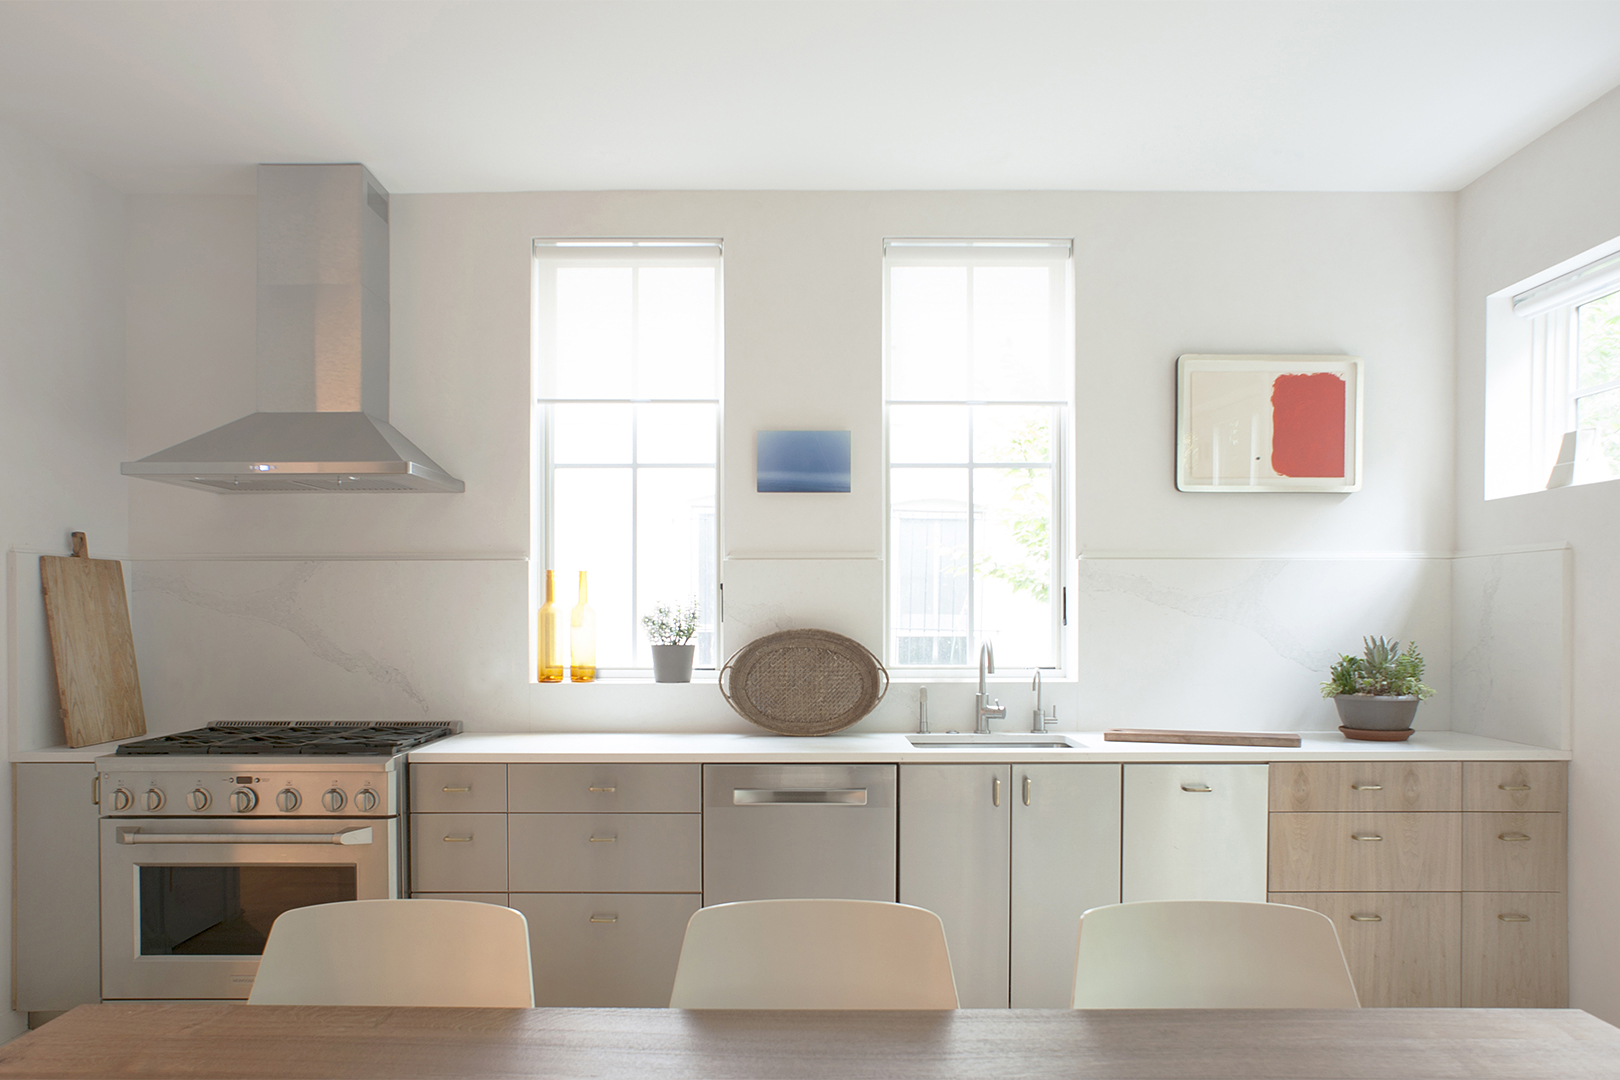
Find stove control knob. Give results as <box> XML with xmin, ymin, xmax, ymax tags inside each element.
<box><xmin>321</xmin><ymin>788</ymin><xmax>346</xmax><ymax>813</ymax></box>
<box><xmin>275</xmin><ymin>788</ymin><xmax>301</xmax><ymax>813</ymax></box>
<box><xmin>143</xmin><ymin>788</ymin><xmax>166</xmax><ymax>812</ymax></box>
<box><xmin>229</xmin><ymin>788</ymin><xmax>258</xmax><ymax>813</ymax></box>
<box><xmin>353</xmin><ymin>788</ymin><xmax>379</xmax><ymax>812</ymax></box>
<box><xmin>186</xmin><ymin>788</ymin><xmax>211</xmax><ymax>812</ymax></box>
<box><xmin>112</xmin><ymin>787</ymin><xmax>133</xmax><ymax>812</ymax></box>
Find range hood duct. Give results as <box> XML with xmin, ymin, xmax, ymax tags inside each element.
<box><xmin>122</xmin><ymin>164</ymin><xmax>463</xmax><ymax>493</ymax></box>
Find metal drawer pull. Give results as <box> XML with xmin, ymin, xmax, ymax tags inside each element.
<box><xmin>1499</xmin><ymin>914</ymin><xmax>1531</xmax><ymax>922</ymax></box>
<box><xmin>118</xmin><ymin>827</ymin><xmax>373</xmax><ymax>846</ymax></box>
<box><xmin>441</xmin><ymin>786</ymin><xmax>472</xmax><ymax>793</ymax></box>
<box><xmin>1350</xmin><ymin>783</ymin><xmax>1383</xmax><ymax>791</ymax></box>
<box><xmin>993</xmin><ymin>778</ymin><xmax>1001</xmax><ymax>807</ymax></box>
<box><xmin>588</xmin><ymin>834</ymin><xmax>617</xmax><ymax>843</ymax></box>
<box><xmin>733</xmin><ymin>788</ymin><xmax>868</xmax><ymax>805</ymax></box>
<box><xmin>589</xmin><ymin>786</ymin><xmax>617</xmax><ymax>793</ymax></box>
<box><xmin>1499</xmin><ymin>784</ymin><xmax>1533</xmax><ymax>791</ymax></box>
<box><xmin>1023</xmin><ymin>776</ymin><xmax>1032</xmax><ymax>806</ymax></box>
<box><xmin>1180</xmin><ymin>783</ymin><xmax>1212</xmax><ymax>793</ymax></box>
<box><xmin>1349</xmin><ymin>913</ymin><xmax>1383</xmax><ymax>922</ymax></box>
<box><xmin>1498</xmin><ymin>832</ymin><xmax>1532</xmax><ymax>842</ymax></box>
<box><xmin>590</xmin><ymin>914</ymin><xmax>618</xmax><ymax>924</ymax></box>
<box><xmin>443</xmin><ymin>835</ymin><xmax>473</xmax><ymax>843</ymax></box>
<box><xmin>1352</xmin><ymin>833</ymin><xmax>1383</xmax><ymax>842</ymax></box>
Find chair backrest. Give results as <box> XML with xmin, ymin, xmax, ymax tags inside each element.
<box><xmin>248</xmin><ymin>899</ymin><xmax>534</xmax><ymax>1007</ymax></box>
<box><xmin>668</xmin><ymin>899</ymin><xmax>958</xmax><ymax>1009</ymax></box>
<box><xmin>1071</xmin><ymin>900</ymin><xmax>1359</xmax><ymax>1009</ymax></box>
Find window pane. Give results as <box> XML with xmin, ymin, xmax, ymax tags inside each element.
<box><xmin>554</xmin><ymin>467</ymin><xmax>634</xmax><ymax>667</ymax></box>
<box><xmin>1578</xmin><ymin>289</ymin><xmax>1620</xmax><ymax>390</ymax></box>
<box><xmin>552</xmin><ymin>404</ymin><xmax>632</xmax><ymax>464</ymax></box>
<box><xmin>638</xmin><ymin>267</ymin><xmax>718</xmax><ymax>400</ymax></box>
<box><xmin>636</xmin><ymin>468</ymin><xmax>718</xmax><ymax>668</ymax></box>
<box><xmin>554</xmin><ymin>268</ymin><xmax>633</xmax><ymax>398</ymax></box>
<box><xmin>890</xmin><ymin>404</ymin><xmax>968</xmax><ymax>464</ymax></box>
<box><xmin>973</xmin><ymin>266</ymin><xmax>1058</xmax><ymax>401</ymax></box>
<box><xmin>890</xmin><ymin>468</ymin><xmax>970</xmax><ymax>665</ymax></box>
<box><xmin>638</xmin><ymin>403</ymin><xmax>716</xmax><ymax>464</ymax></box>
<box><xmin>1576</xmin><ymin>387</ymin><xmax>1620</xmax><ymax>481</ymax></box>
<box><xmin>973</xmin><ymin>405</ymin><xmax>1052</xmax><ymax>464</ymax></box>
<box><xmin>889</xmin><ymin>266</ymin><xmax>969</xmax><ymax>401</ymax></box>
<box><xmin>975</xmin><ymin>467</ymin><xmax>1054</xmax><ymax>668</ymax></box>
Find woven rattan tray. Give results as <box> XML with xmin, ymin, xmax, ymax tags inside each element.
<box><xmin>718</xmin><ymin>628</ymin><xmax>889</xmax><ymax>736</ymax></box>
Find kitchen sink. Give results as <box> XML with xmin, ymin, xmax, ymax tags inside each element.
<box><xmin>906</xmin><ymin>733</ymin><xmax>1078</xmax><ymax>749</ymax></box>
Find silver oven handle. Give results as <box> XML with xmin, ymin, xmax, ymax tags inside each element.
<box><xmin>117</xmin><ymin>827</ymin><xmax>374</xmax><ymax>846</ymax></box>
<box><xmin>732</xmin><ymin>788</ymin><xmax>868</xmax><ymax>805</ymax></box>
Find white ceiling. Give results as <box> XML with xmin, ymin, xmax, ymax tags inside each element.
<box><xmin>2</xmin><ymin>1</ymin><xmax>1620</xmax><ymax>195</ymax></box>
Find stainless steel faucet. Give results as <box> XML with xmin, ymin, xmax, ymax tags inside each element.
<box><xmin>975</xmin><ymin>643</ymin><xmax>1006</xmax><ymax>734</ymax></box>
<box><xmin>1031</xmin><ymin>670</ymin><xmax>1057</xmax><ymax>733</ymax></box>
<box><xmin>917</xmin><ymin>686</ymin><xmax>929</xmax><ymax>734</ymax></box>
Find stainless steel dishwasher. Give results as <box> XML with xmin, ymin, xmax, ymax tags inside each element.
<box><xmin>702</xmin><ymin>764</ymin><xmax>897</xmax><ymax>906</ymax></box>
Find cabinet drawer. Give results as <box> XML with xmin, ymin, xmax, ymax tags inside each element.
<box><xmin>508</xmin><ymin>764</ymin><xmax>701</xmax><ymax>813</ymax></box>
<box><xmin>1462</xmin><ymin>812</ymin><xmax>1565</xmax><ymax>892</ymax></box>
<box><xmin>1269</xmin><ymin>813</ymin><xmax>1461</xmax><ymax>892</ymax></box>
<box><xmin>1122</xmin><ymin>764</ymin><xmax>1269</xmax><ymax>903</ymax></box>
<box><xmin>410</xmin><ymin>813</ymin><xmax>508</xmax><ymax>892</ymax></box>
<box><xmin>1270</xmin><ymin>892</ymin><xmax>1461</xmax><ymax>1007</ymax></box>
<box><xmin>1269</xmin><ymin>762</ymin><xmax>1460</xmax><ymax>812</ymax></box>
<box><xmin>411</xmin><ymin>764</ymin><xmax>506</xmax><ymax>813</ymax></box>
<box><xmin>1463</xmin><ymin>762</ymin><xmax>1566</xmax><ymax>813</ymax></box>
<box><xmin>1462</xmin><ymin>892</ymin><xmax>1568</xmax><ymax>1007</ymax></box>
<box><xmin>509</xmin><ymin>813</ymin><xmax>701</xmax><ymax>892</ymax></box>
<box><xmin>411</xmin><ymin>892</ymin><xmax>511</xmax><ymax>905</ymax></box>
<box><xmin>510</xmin><ymin>892</ymin><xmax>701</xmax><ymax>1007</ymax></box>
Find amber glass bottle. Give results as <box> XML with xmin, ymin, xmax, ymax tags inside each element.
<box><xmin>570</xmin><ymin>571</ymin><xmax>597</xmax><ymax>682</ymax></box>
<box><xmin>537</xmin><ymin>570</ymin><xmax>565</xmax><ymax>683</ymax></box>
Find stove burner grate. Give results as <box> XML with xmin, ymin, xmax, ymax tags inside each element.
<box><xmin>115</xmin><ymin>722</ymin><xmax>457</xmax><ymax>756</ymax></box>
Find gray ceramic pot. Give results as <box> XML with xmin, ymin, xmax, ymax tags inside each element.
<box><xmin>651</xmin><ymin>644</ymin><xmax>695</xmax><ymax>683</ymax></box>
<box><xmin>1333</xmin><ymin>694</ymin><xmax>1420</xmax><ymax>730</ymax></box>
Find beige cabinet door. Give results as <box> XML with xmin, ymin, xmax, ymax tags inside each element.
<box><xmin>1462</xmin><ymin>892</ymin><xmax>1569</xmax><ymax>1008</ymax></box>
<box><xmin>1271</xmin><ymin>892</ymin><xmax>1461</xmax><ymax>1007</ymax></box>
<box><xmin>511</xmin><ymin>892</ymin><xmax>701</xmax><ymax>1007</ymax></box>
<box><xmin>410</xmin><ymin>812</ymin><xmax>508</xmax><ymax>892</ymax></box>
<box><xmin>1123</xmin><ymin>764</ymin><xmax>1269</xmax><ymax>902</ymax></box>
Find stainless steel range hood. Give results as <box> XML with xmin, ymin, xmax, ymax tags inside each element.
<box><xmin>122</xmin><ymin>164</ymin><xmax>464</xmax><ymax>493</ymax></box>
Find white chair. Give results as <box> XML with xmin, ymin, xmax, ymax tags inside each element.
<box><xmin>668</xmin><ymin>899</ymin><xmax>959</xmax><ymax>1009</ymax></box>
<box><xmin>248</xmin><ymin>898</ymin><xmax>534</xmax><ymax>1007</ymax></box>
<box><xmin>1071</xmin><ymin>900</ymin><xmax>1360</xmax><ymax>1009</ymax></box>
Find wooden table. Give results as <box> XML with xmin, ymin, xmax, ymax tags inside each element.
<box><xmin>1</xmin><ymin>1004</ymin><xmax>1617</xmax><ymax>1079</ymax></box>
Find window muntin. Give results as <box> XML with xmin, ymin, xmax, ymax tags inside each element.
<box><xmin>884</xmin><ymin>241</ymin><xmax>1072</xmax><ymax>672</ymax></box>
<box><xmin>534</xmin><ymin>241</ymin><xmax>722</xmax><ymax>674</ymax></box>
<box><xmin>1574</xmin><ymin>289</ymin><xmax>1620</xmax><ymax>478</ymax></box>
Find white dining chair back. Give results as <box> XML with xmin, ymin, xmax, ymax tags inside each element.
<box><xmin>668</xmin><ymin>899</ymin><xmax>958</xmax><ymax>1009</ymax></box>
<box><xmin>248</xmin><ymin>898</ymin><xmax>534</xmax><ymax>1007</ymax></box>
<box><xmin>1071</xmin><ymin>900</ymin><xmax>1360</xmax><ymax>1009</ymax></box>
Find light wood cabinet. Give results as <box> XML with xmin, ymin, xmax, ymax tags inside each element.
<box><xmin>1462</xmin><ymin>892</ymin><xmax>1568</xmax><ymax>1007</ymax></box>
<box><xmin>1270</xmin><ymin>761</ymin><xmax>1459</xmax><ymax>812</ymax></box>
<box><xmin>1462</xmin><ymin>812</ymin><xmax>1566</xmax><ymax>891</ymax></box>
<box><xmin>410</xmin><ymin>763</ymin><xmax>506</xmax><ymax>813</ymax></box>
<box><xmin>1122</xmin><ymin>764</ymin><xmax>1269</xmax><ymax>902</ymax></box>
<box><xmin>508</xmin><ymin>764</ymin><xmax>700</xmax><ymax>813</ymax></box>
<box><xmin>509</xmin><ymin>893</ymin><xmax>702</xmax><ymax>1007</ymax></box>
<box><xmin>1270</xmin><ymin>892</ymin><xmax>1461</xmax><ymax>1007</ymax></box>
<box><xmin>1463</xmin><ymin>762</ymin><xmax>1566</xmax><ymax>813</ymax></box>
<box><xmin>1268</xmin><ymin>812</ymin><xmax>1462</xmax><ymax>892</ymax></box>
<box><xmin>508</xmin><ymin>813</ymin><xmax>702</xmax><ymax>892</ymax></box>
<box><xmin>411</xmin><ymin>813</ymin><xmax>508</xmax><ymax>892</ymax></box>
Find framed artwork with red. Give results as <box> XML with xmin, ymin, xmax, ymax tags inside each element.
<box><xmin>1175</xmin><ymin>354</ymin><xmax>1363</xmax><ymax>493</ymax></box>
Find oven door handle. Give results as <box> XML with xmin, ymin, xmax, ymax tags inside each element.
<box><xmin>116</xmin><ymin>826</ymin><xmax>374</xmax><ymax>846</ymax></box>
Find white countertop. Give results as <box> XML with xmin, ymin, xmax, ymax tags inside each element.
<box><xmin>406</xmin><ymin>729</ymin><xmax>1570</xmax><ymax>764</ymax></box>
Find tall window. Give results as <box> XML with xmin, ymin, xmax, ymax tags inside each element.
<box><xmin>884</xmin><ymin>240</ymin><xmax>1073</xmax><ymax>672</ymax></box>
<box><xmin>533</xmin><ymin>241</ymin><xmax>722</xmax><ymax>674</ymax></box>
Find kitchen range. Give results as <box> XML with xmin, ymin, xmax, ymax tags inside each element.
<box><xmin>95</xmin><ymin>721</ymin><xmax>456</xmax><ymax>1001</ymax></box>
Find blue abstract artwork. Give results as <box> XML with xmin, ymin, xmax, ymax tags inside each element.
<box><xmin>756</xmin><ymin>430</ymin><xmax>851</xmax><ymax>493</ymax></box>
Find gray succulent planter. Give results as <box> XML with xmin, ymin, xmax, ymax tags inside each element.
<box><xmin>651</xmin><ymin>644</ymin><xmax>695</xmax><ymax>683</ymax></box>
<box><xmin>1333</xmin><ymin>694</ymin><xmax>1421</xmax><ymax>731</ymax></box>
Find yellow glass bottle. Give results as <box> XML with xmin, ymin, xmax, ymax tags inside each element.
<box><xmin>570</xmin><ymin>571</ymin><xmax>596</xmax><ymax>683</ymax></box>
<box><xmin>537</xmin><ymin>570</ymin><xmax>565</xmax><ymax>683</ymax></box>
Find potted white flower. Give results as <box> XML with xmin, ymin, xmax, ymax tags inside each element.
<box><xmin>1321</xmin><ymin>636</ymin><xmax>1435</xmax><ymax>741</ymax></box>
<box><xmin>643</xmin><ymin>600</ymin><xmax>699</xmax><ymax>683</ymax></box>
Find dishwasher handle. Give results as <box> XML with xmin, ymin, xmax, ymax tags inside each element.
<box><xmin>732</xmin><ymin>788</ymin><xmax>869</xmax><ymax>806</ymax></box>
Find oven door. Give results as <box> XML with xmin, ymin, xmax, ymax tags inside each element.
<box><xmin>100</xmin><ymin>816</ymin><xmax>397</xmax><ymax>1000</ymax></box>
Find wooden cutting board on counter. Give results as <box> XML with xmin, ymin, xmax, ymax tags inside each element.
<box><xmin>1104</xmin><ymin>728</ymin><xmax>1300</xmax><ymax>748</ymax></box>
<box><xmin>40</xmin><ymin>532</ymin><xmax>146</xmax><ymax>748</ymax></box>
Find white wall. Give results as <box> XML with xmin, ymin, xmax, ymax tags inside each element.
<box><xmin>0</xmin><ymin>117</ymin><xmax>127</xmax><ymax>1032</ymax></box>
<box><xmin>1456</xmin><ymin>82</ymin><xmax>1620</xmax><ymax>1025</ymax></box>
<box><xmin>121</xmin><ymin>190</ymin><xmax>1459</xmax><ymax>736</ymax></box>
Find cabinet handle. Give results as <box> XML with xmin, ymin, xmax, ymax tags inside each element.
<box><xmin>589</xmin><ymin>914</ymin><xmax>618</xmax><ymax>924</ymax></box>
<box><xmin>1498</xmin><ymin>832</ymin><xmax>1532</xmax><ymax>842</ymax></box>
<box><xmin>442</xmin><ymin>836</ymin><xmax>473</xmax><ymax>843</ymax></box>
<box><xmin>588</xmin><ymin>834</ymin><xmax>618</xmax><ymax>843</ymax></box>
<box><xmin>1023</xmin><ymin>776</ymin><xmax>1032</xmax><ymax>806</ymax></box>
<box><xmin>441</xmin><ymin>786</ymin><xmax>472</xmax><ymax>793</ymax></box>
<box><xmin>1352</xmin><ymin>833</ymin><xmax>1383</xmax><ymax>842</ymax></box>
<box><xmin>1499</xmin><ymin>784</ymin><xmax>1532</xmax><ymax>791</ymax></box>
<box><xmin>92</xmin><ymin>775</ymin><xmax>101</xmax><ymax>805</ymax></box>
<box><xmin>1180</xmin><ymin>783</ymin><xmax>1212</xmax><ymax>793</ymax></box>
<box><xmin>992</xmin><ymin>777</ymin><xmax>1001</xmax><ymax>807</ymax></box>
<box><xmin>589</xmin><ymin>786</ymin><xmax>617</xmax><ymax>793</ymax></box>
<box><xmin>1498</xmin><ymin>914</ymin><xmax>1531</xmax><ymax>922</ymax></box>
<box><xmin>1349</xmin><ymin>913</ymin><xmax>1383</xmax><ymax>922</ymax></box>
<box><xmin>1350</xmin><ymin>783</ymin><xmax>1383</xmax><ymax>791</ymax></box>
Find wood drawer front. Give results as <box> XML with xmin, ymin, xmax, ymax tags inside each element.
<box><xmin>410</xmin><ymin>764</ymin><xmax>506</xmax><ymax>813</ymax></box>
<box><xmin>1268</xmin><ymin>813</ymin><xmax>1461</xmax><ymax>892</ymax></box>
<box><xmin>1463</xmin><ymin>762</ymin><xmax>1567</xmax><ymax>813</ymax></box>
<box><xmin>411</xmin><ymin>892</ymin><xmax>511</xmax><ymax>905</ymax></box>
<box><xmin>1462</xmin><ymin>892</ymin><xmax>1568</xmax><ymax>1008</ymax></box>
<box><xmin>509</xmin><ymin>813</ymin><xmax>702</xmax><ymax>893</ymax></box>
<box><xmin>410</xmin><ymin>813</ymin><xmax>508</xmax><ymax>893</ymax></box>
<box><xmin>1270</xmin><ymin>892</ymin><xmax>1461</xmax><ymax>1008</ymax></box>
<box><xmin>1462</xmin><ymin>812</ymin><xmax>1566</xmax><ymax>892</ymax></box>
<box><xmin>1269</xmin><ymin>762</ymin><xmax>1460</xmax><ymax>812</ymax></box>
<box><xmin>510</xmin><ymin>892</ymin><xmax>701</xmax><ymax>1007</ymax></box>
<box><xmin>508</xmin><ymin>764</ymin><xmax>702</xmax><ymax>813</ymax></box>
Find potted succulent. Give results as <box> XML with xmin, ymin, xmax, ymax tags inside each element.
<box><xmin>643</xmin><ymin>599</ymin><xmax>699</xmax><ymax>683</ymax></box>
<box><xmin>1321</xmin><ymin>636</ymin><xmax>1435</xmax><ymax>740</ymax></box>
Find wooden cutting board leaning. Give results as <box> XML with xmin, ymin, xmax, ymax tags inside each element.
<box><xmin>1103</xmin><ymin>728</ymin><xmax>1301</xmax><ymax>748</ymax></box>
<box><xmin>40</xmin><ymin>532</ymin><xmax>146</xmax><ymax>748</ymax></box>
